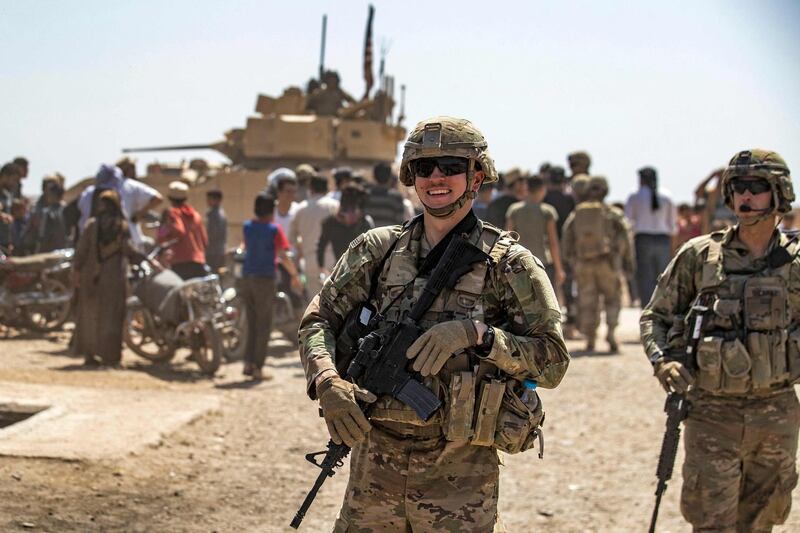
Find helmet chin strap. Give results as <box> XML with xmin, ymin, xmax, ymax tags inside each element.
<box><xmin>421</xmin><ymin>160</ymin><xmax>478</xmax><ymax>219</ymax></box>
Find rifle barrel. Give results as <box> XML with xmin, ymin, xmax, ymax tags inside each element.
<box><xmin>290</xmin><ymin>468</ymin><xmax>331</xmax><ymax>529</ymax></box>
<box><xmin>648</xmin><ymin>491</ymin><xmax>663</xmax><ymax>533</ymax></box>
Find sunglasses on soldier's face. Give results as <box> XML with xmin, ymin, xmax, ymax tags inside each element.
<box><xmin>730</xmin><ymin>179</ymin><xmax>771</xmax><ymax>195</ymax></box>
<box><xmin>410</xmin><ymin>157</ymin><xmax>470</xmax><ymax>178</ymax></box>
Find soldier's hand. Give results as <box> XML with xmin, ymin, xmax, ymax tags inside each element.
<box><xmin>406</xmin><ymin>320</ymin><xmax>478</xmax><ymax>377</ymax></box>
<box><xmin>655</xmin><ymin>361</ymin><xmax>695</xmax><ymax>393</ymax></box>
<box><xmin>318</xmin><ymin>376</ymin><xmax>376</xmax><ymax>447</ymax></box>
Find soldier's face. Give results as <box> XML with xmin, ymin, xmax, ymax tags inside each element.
<box><xmin>414</xmin><ymin>166</ymin><xmax>484</xmax><ymax>212</ymax></box>
<box><xmin>415</xmin><ymin>166</ymin><xmax>466</xmax><ymax>210</ymax></box>
<box><xmin>732</xmin><ymin>178</ymin><xmax>772</xmax><ymax>219</ymax></box>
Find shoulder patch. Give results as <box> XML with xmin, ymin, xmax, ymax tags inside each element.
<box><xmin>505</xmin><ymin>244</ymin><xmax>545</xmax><ymax>271</ymax></box>
<box><xmin>348</xmin><ymin>233</ymin><xmax>365</xmax><ymax>250</ymax></box>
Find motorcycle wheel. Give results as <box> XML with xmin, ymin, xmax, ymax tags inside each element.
<box><xmin>124</xmin><ymin>306</ymin><xmax>175</xmax><ymax>362</ymax></box>
<box><xmin>23</xmin><ymin>278</ymin><xmax>72</xmax><ymax>332</ymax></box>
<box><xmin>191</xmin><ymin>322</ymin><xmax>223</xmax><ymax>376</ymax></box>
<box><xmin>222</xmin><ymin>296</ymin><xmax>247</xmax><ymax>362</ymax></box>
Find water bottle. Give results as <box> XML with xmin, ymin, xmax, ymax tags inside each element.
<box><xmin>520</xmin><ymin>379</ymin><xmax>538</xmax><ymax>411</ymax></box>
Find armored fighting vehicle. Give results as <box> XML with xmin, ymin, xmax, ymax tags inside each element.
<box><xmin>121</xmin><ymin>74</ymin><xmax>406</xmax><ymax>235</ymax></box>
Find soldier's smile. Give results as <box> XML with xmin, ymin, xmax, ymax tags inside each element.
<box><xmin>415</xmin><ymin>168</ymin><xmax>466</xmax><ymax>208</ymax></box>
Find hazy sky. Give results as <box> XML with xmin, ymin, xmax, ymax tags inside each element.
<box><xmin>2</xmin><ymin>0</ymin><xmax>799</xmax><ymax>203</ymax></box>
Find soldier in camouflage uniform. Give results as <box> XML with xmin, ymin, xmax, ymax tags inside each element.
<box><xmin>568</xmin><ymin>151</ymin><xmax>591</xmax><ymax>177</ymax></box>
<box><xmin>641</xmin><ymin>149</ymin><xmax>800</xmax><ymax>532</ymax></box>
<box><xmin>563</xmin><ymin>150</ymin><xmax>592</xmax><ymax>340</ymax></box>
<box><xmin>562</xmin><ymin>176</ymin><xmax>633</xmax><ymax>353</ymax></box>
<box><xmin>299</xmin><ymin>117</ymin><xmax>570</xmax><ymax>532</ymax></box>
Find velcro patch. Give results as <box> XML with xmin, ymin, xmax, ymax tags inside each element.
<box><xmin>348</xmin><ymin>233</ymin><xmax>366</xmax><ymax>250</ymax></box>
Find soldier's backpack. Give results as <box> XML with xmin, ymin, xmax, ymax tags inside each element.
<box><xmin>572</xmin><ymin>202</ymin><xmax>611</xmax><ymax>260</ymax></box>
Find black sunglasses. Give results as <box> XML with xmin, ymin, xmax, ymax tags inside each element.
<box><xmin>409</xmin><ymin>157</ymin><xmax>470</xmax><ymax>178</ymax></box>
<box><xmin>730</xmin><ymin>179</ymin><xmax>771</xmax><ymax>195</ymax></box>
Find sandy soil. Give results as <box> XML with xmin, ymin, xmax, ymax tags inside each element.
<box><xmin>1</xmin><ymin>310</ymin><xmax>799</xmax><ymax>533</ymax></box>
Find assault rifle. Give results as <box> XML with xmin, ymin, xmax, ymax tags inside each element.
<box><xmin>290</xmin><ymin>235</ymin><xmax>490</xmax><ymax>529</ymax></box>
<box><xmin>648</xmin><ymin>293</ymin><xmax>712</xmax><ymax>533</ymax></box>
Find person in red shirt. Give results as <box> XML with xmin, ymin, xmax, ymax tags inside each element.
<box><xmin>673</xmin><ymin>202</ymin><xmax>703</xmax><ymax>253</ymax></box>
<box><xmin>158</xmin><ymin>181</ymin><xmax>209</xmax><ymax>280</ymax></box>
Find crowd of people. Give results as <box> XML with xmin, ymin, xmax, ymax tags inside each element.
<box><xmin>0</xmin><ymin>157</ymin><xmax>70</xmax><ymax>256</ymax></box>
<box><xmin>469</xmin><ymin>151</ymin><xmax>683</xmax><ymax>353</ymax></box>
<box><xmin>2</xmin><ymin>149</ymin><xmax>759</xmax><ymax>368</ymax></box>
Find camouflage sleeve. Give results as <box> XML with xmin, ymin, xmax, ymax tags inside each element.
<box><xmin>561</xmin><ymin>213</ymin><xmax>576</xmax><ymax>264</ymax></box>
<box><xmin>483</xmin><ymin>244</ymin><xmax>570</xmax><ymax>388</ymax></box>
<box><xmin>298</xmin><ymin>226</ymin><xmax>399</xmax><ymax>399</ymax></box>
<box><xmin>639</xmin><ymin>243</ymin><xmax>701</xmax><ymax>361</ymax></box>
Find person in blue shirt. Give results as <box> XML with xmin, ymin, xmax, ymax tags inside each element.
<box><xmin>240</xmin><ymin>193</ymin><xmax>301</xmax><ymax>380</ymax></box>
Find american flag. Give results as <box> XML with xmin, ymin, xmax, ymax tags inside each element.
<box><xmin>363</xmin><ymin>5</ymin><xmax>375</xmax><ymax>100</ymax></box>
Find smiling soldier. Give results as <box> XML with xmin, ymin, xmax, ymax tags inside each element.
<box><xmin>299</xmin><ymin>116</ymin><xmax>570</xmax><ymax>531</ymax></box>
<box><xmin>641</xmin><ymin>149</ymin><xmax>800</xmax><ymax>532</ymax></box>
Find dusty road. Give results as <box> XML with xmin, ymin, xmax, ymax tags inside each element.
<box><xmin>1</xmin><ymin>310</ymin><xmax>799</xmax><ymax>532</ymax></box>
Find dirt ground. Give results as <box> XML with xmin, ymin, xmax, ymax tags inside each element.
<box><xmin>1</xmin><ymin>310</ymin><xmax>799</xmax><ymax>532</ymax></box>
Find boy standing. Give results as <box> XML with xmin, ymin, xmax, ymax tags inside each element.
<box><xmin>240</xmin><ymin>194</ymin><xmax>301</xmax><ymax>380</ymax></box>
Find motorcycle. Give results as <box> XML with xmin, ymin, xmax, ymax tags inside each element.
<box><xmin>220</xmin><ymin>248</ymin><xmax>303</xmax><ymax>361</ymax></box>
<box><xmin>0</xmin><ymin>247</ymin><xmax>74</xmax><ymax>332</ymax></box>
<box><xmin>123</xmin><ymin>247</ymin><xmax>230</xmax><ymax>376</ymax></box>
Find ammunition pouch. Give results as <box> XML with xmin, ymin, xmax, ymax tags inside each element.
<box><xmin>695</xmin><ymin>331</ymin><xmax>797</xmax><ymax>394</ymax></box>
<box><xmin>692</xmin><ymin>272</ymin><xmax>799</xmax><ymax>395</ymax></box>
<box><xmin>443</xmin><ymin>371</ymin><xmax>545</xmax><ymax>456</ymax></box>
<box><xmin>472</xmin><ymin>379</ymin><xmax>505</xmax><ymax>446</ymax></box>
<box><xmin>788</xmin><ymin>329</ymin><xmax>800</xmax><ymax>384</ymax></box>
<box><xmin>746</xmin><ymin>331</ymin><xmax>788</xmax><ymax>390</ymax></box>
<box><xmin>444</xmin><ymin>371</ymin><xmax>477</xmax><ymax>441</ymax></box>
<box><xmin>492</xmin><ymin>381</ymin><xmax>545</xmax><ymax>455</ymax></box>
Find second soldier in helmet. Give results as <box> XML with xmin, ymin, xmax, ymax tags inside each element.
<box><xmin>641</xmin><ymin>149</ymin><xmax>800</xmax><ymax>532</ymax></box>
<box><xmin>299</xmin><ymin>116</ymin><xmax>569</xmax><ymax>531</ymax></box>
<box><xmin>562</xmin><ymin>175</ymin><xmax>634</xmax><ymax>352</ymax></box>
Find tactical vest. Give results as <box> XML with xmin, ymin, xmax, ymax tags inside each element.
<box><xmin>693</xmin><ymin>238</ymin><xmax>800</xmax><ymax>396</ymax></box>
<box><xmin>367</xmin><ymin>222</ymin><xmax>513</xmax><ymax>435</ymax></box>
<box><xmin>572</xmin><ymin>202</ymin><xmax>611</xmax><ymax>260</ymax></box>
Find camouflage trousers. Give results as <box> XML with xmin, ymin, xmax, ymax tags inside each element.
<box><xmin>333</xmin><ymin>425</ymin><xmax>505</xmax><ymax>532</ymax></box>
<box><xmin>574</xmin><ymin>258</ymin><xmax>621</xmax><ymax>338</ymax></box>
<box><xmin>681</xmin><ymin>390</ymin><xmax>800</xmax><ymax>533</ymax></box>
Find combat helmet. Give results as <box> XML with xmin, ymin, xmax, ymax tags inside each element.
<box><xmin>571</xmin><ymin>173</ymin><xmax>591</xmax><ymax>203</ymax></box>
<box><xmin>400</xmin><ymin>116</ymin><xmax>497</xmax><ymax>217</ymax></box>
<box><xmin>587</xmin><ymin>175</ymin><xmax>609</xmax><ymax>200</ymax></box>
<box><xmin>721</xmin><ymin>149</ymin><xmax>793</xmax><ymax>220</ymax></box>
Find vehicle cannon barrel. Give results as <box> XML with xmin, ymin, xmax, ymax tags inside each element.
<box><xmin>123</xmin><ymin>138</ymin><xmax>244</xmax><ymax>165</ymax></box>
